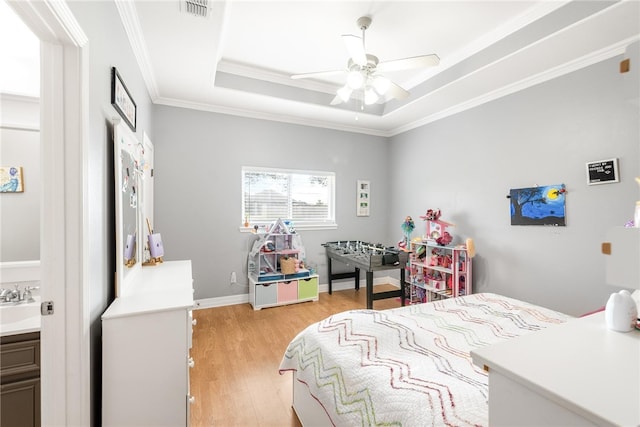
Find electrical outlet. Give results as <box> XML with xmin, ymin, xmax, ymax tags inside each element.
<box><xmin>230</xmin><ymin>272</ymin><xmax>237</xmax><ymax>284</ymax></box>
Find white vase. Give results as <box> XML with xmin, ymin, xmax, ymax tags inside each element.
<box><xmin>605</xmin><ymin>290</ymin><xmax>638</xmax><ymax>332</ymax></box>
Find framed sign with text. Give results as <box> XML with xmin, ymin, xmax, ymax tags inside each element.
<box><xmin>586</xmin><ymin>158</ymin><xmax>619</xmax><ymax>185</ymax></box>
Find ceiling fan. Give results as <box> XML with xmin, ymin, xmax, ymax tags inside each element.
<box><xmin>291</xmin><ymin>16</ymin><xmax>440</xmax><ymax>106</ymax></box>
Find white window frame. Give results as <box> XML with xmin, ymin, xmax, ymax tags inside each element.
<box><xmin>241</xmin><ymin>166</ymin><xmax>336</xmax><ymax>231</ymax></box>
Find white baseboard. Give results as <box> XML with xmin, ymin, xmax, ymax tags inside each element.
<box><xmin>194</xmin><ymin>275</ymin><xmax>400</xmax><ymax>310</ymax></box>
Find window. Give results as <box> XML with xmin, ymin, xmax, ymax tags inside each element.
<box><xmin>242</xmin><ymin>166</ymin><xmax>336</xmax><ymax>229</ymax></box>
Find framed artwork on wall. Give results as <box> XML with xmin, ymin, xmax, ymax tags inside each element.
<box><xmin>509</xmin><ymin>184</ymin><xmax>566</xmax><ymax>226</ymax></box>
<box><xmin>357</xmin><ymin>180</ymin><xmax>370</xmax><ymax>217</ymax></box>
<box><xmin>586</xmin><ymin>158</ymin><xmax>619</xmax><ymax>185</ymax></box>
<box><xmin>111</xmin><ymin>67</ymin><xmax>137</xmax><ymax>132</ymax></box>
<box><xmin>0</xmin><ymin>166</ymin><xmax>24</xmax><ymax>192</ymax></box>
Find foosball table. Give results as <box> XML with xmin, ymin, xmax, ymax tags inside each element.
<box><xmin>322</xmin><ymin>240</ymin><xmax>409</xmax><ymax>309</ymax></box>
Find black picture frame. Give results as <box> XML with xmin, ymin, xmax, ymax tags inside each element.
<box><xmin>586</xmin><ymin>158</ymin><xmax>619</xmax><ymax>185</ymax></box>
<box><xmin>111</xmin><ymin>67</ymin><xmax>137</xmax><ymax>132</ymax></box>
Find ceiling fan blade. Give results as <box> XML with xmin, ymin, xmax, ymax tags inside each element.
<box><xmin>330</xmin><ymin>94</ymin><xmax>343</xmax><ymax>105</ymax></box>
<box><xmin>377</xmin><ymin>54</ymin><xmax>440</xmax><ymax>73</ymax></box>
<box><xmin>342</xmin><ymin>34</ymin><xmax>367</xmax><ymax>66</ymax></box>
<box><xmin>291</xmin><ymin>69</ymin><xmax>346</xmax><ymax>80</ymax></box>
<box><xmin>386</xmin><ymin>81</ymin><xmax>410</xmax><ymax>100</ymax></box>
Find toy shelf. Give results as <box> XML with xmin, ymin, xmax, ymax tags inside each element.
<box><xmin>405</xmin><ymin>240</ymin><xmax>472</xmax><ymax>304</ymax></box>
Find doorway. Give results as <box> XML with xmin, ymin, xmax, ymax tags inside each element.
<box><xmin>3</xmin><ymin>1</ymin><xmax>89</xmax><ymax>425</ymax></box>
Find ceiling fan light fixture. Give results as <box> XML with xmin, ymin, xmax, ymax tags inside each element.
<box><xmin>372</xmin><ymin>75</ymin><xmax>390</xmax><ymax>95</ymax></box>
<box><xmin>346</xmin><ymin>71</ymin><xmax>364</xmax><ymax>89</ymax></box>
<box><xmin>364</xmin><ymin>88</ymin><xmax>379</xmax><ymax>105</ymax></box>
<box><xmin>337</xmin><ymin>86</ymin><xmax>352</xmax><ymax>102</ymax></box>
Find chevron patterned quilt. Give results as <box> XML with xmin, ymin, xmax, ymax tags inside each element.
<box><xmin>279</xmin><ymin>293</ymin><xmax>571</xmax><ymax>426</ymax></box>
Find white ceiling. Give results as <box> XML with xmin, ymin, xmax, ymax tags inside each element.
<box><xmin>3</xmin><ymin>1</ymin><xmax>639</xmax><ymax>137</ymax></box>
<box><xmin>119</xmin><ymin>0</ymin><xmax>639</xmax><ymax>136</ymax></box>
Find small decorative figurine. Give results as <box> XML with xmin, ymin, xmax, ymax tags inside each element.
<box><xmin>399</xmin><ymin>216</ymin><xmax>415</xmax><ymax>249</ymax></box>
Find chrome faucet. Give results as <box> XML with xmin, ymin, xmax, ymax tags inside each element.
<box><xmin>0</xmin><ymin>285</ymin><xmax>20</xmax><ymax>302</ymax></box>
<box><xmin>22</xmin><ymin>286</ymin><xmax>38</xmax><ymax>303</ymax></box>
<box><xmin>0</xmin><ymin>284</ymin><xmax>39</xmax><ymax>303</ymax></box>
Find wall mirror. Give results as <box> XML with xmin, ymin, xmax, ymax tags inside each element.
<box><xmin>114</xmin><ymin>119</ymin><xmax>142</xmax><ymax>296</ymax></box>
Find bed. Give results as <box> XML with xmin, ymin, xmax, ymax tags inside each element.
<box><xmin>279</xmin><ymin>293</ymin><xmax>572</xmax><ymax>426</ymax></box>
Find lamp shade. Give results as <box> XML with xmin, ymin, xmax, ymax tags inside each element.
<box><xmin>364</xmin><ymin>87</ymin><xmax>378</xmax><ymax>105</ymax></box>
<box><xmin>337</xmin><ymin>86</ymin><xmax>352</xmax><ymax>102</ymax></box>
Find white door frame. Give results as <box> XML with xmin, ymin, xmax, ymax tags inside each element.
<box><xmin>8</xmin><ymin>1</ymin><xmax>89</xmax><ymax>425</ymax></box>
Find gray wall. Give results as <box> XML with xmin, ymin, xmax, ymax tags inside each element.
<box><xmin>0</xmin><ymin>126</ymin><xmax>40</xmax><ymax>262</ymax></box>
<box><xmin>152</xmin><ymin>107</ymin><xmax>391</xmax><ymax>300</ymax></box>
<box><xmin>66</xmin><ymin>2</ymin><xmax>155</xmax><ymax>425</ymax></box>
<box><xmin>153</xmin><ymin>55</ymin><xmax>638</xmax><ymax>316</ymax></box>
<box><xmin>388</xmin><ymin>56</ymin><xmax>639</xmax><ymax>316</ymax></box>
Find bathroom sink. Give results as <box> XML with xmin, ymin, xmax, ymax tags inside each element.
<box><xmin>0</xmin><ymin>297</ymin><xmax>41</xmax><ymax>336</ymax></box>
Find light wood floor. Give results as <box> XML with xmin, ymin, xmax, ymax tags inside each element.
<box><xmin>189</xmin><ymin>284</ymin><xmax>403</xmax><ymax>426</ymax></box>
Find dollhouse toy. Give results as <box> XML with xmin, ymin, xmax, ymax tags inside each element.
<box><xmin>247</xmin><ymin>218</ymin><xmax>318</xmax><ymax>310</ymax></box>
<box><xmin>420</xmin><ymin>209</ymin><xmax>455</xmax><ymax>243</ymax></box>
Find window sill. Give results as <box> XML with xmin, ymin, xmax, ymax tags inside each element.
<box><xmin>239</xmin><ymin>223</ymin><xmax>338</xmax><ymax>233</ymax></box>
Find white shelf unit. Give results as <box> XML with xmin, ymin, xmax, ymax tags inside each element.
<box><xmin>247</xmin><ymin>229</ymin><xmax>318</xmax><ymax>310</ymax></box>
<box><xmin>406</xmin><ymin>241</ymin><xmax>472</xmax><ymax>303</ymax></box>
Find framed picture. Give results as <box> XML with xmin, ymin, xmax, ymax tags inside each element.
<box><xmin>586</xmin><ymin>158</ymin><xmax>619</xmax><ymax>185</ymax></box>
<box><xmin>509</xmin><ymin>184</ymin><xmax>566</xmax><ymax>226</ymax></box>
<box><xmin>0</xmin><ymin>166</ymin><xmax>24</xmax><ymax>192</ymax></box>
<box><xmin>357</xmin><ymin>180</ymin><xmax>370</xmax><ymax>217</ymax></box>
<box><xmin>111</xmin><ymin>67</ymin><xmax>137</xmax><ymax>132</ymax></box>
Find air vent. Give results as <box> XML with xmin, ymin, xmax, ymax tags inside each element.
<box><xmin>182</xmin><ymin>0</ymin><xmax>209</xmax><ymax>18</ymax></box>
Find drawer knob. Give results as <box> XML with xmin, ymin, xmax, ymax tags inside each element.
<box><xmin>188</xmin><ymin>357</ymin><xmax>195</xmax><ymax>368</ymax></box>
<box><xmin>192</xmin><ymin>318</ymin><xmax>197</xmax><ymax>326</ymax></box>
<box><xmin>189</xmin><ymin>395</ymin><xmax>196</xmax><ymax>404</ymax></box>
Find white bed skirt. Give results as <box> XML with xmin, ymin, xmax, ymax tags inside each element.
<box><xmin>292</xmin><ymin>377</ymin><xmax>332</xmax><ymax>427</ymax></box>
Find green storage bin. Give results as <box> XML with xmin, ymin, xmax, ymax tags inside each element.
<box><xmin>298</xmin><ymin>276</ymin><xmax>318</xmax><ymax>300</ymax></box>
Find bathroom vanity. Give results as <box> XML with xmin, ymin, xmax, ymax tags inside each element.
<box><xmin>0</xmin><ymin>281</ymin><xmax>42</xmax><ymax>427</ymax></box>
<box><xmin>101</xmin><ymin>260</ymin><xmax>194</xmax><ymax>426</ymax></box>
<box><xmin>1</xmin><ymin>331</ymin><xmax>41</xmax><ymax>427</ymax></box>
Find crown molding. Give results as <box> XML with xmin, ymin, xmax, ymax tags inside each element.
<box><xmin>115</xmin><ymin>0</ymin><xmax>159</xmax><ymax>100</ymax></box>
<box><xmin>154</xmin><ymin>94</ymin><xmax>391</xmax><ymax>137</ymax></box>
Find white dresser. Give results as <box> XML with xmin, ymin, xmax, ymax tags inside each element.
<box><xmin>471</xmin><ymin>312</ymin><xmax>640</xmax><ymax>426</ymax></box>
<box><xmin>102</xmin><ymin>260</ymin><xmax>195</xmax><ymax>427</ymax></box>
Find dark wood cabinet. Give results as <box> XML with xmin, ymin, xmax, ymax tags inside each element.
<box><xmin>1</xmin><ymin>331</ymin><xmax>40</xmax><ymax>427</ymax></box>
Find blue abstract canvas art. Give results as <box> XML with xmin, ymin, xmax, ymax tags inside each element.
<box><xmin>510</xmin><ymin>184</ymin><xmax>566</xmax><ymax>226</ymax></box>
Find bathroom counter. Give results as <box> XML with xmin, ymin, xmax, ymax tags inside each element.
<box><xmin>0</xmin><ymin>297</ymin><xmax>41</xmax><ymax>337</ymax></box>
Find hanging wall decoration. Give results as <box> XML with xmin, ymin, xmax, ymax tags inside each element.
<box><xmin>111</xmin><ymin>67</ymin><xmax>137</xmax><ymax>132</ymax></box>
<box><xmin>509</xmin><ymin>184</ymin><xmax>566</xmax><ymax>226</ymax></box>
<box><xmin>586</xmin><ymin>158</ymin><xmax>619</xmax><ymax>185</ymax></box>
<box><xmin>357</xmin><ymin>180</ymin><xmax>370</xmax><ymax>216</ymax></box>
<box><xmin>0</xmin><ymin>166</ymin><xmax>24</xmax><ymax>192</ymax></box>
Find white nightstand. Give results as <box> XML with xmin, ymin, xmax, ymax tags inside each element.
<box><xmin>471</xmin><ymin>312</ymin><xmax>640</xmax><ymax>426</ymax></box>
